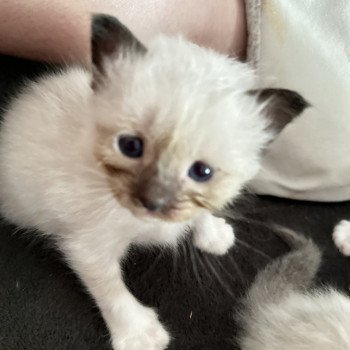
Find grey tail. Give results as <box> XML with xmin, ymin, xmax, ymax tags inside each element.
<box><xmin>241</xmin><ymin>225</ymin><xmax>322</xmax><ymax>315</ymax></box>
<box><xmin>270</xmin><ymin>223</ymin><xmax>309</xmax><ymax>249</ymax></box>
<box><xmin>236</xmin><ymin>225</ymin><xmax>322</xmax><ymax>348</ymax></box>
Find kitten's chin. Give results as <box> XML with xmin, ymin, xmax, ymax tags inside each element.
<box><xmin>126</xmin><ymin>204</ymin><xmax>195</xmax><ymax>223</ymax></box>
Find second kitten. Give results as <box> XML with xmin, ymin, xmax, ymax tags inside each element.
<box><xmin>238</xmin><ymin>226</ymin><xmax>350</xmax><ymax>350</ymax></box>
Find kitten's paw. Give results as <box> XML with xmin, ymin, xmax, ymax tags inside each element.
<box><xmin>112</xmin><ymin>308</ymin><xmax>170</xmax><ymax>350</ymax></box>
<box><xmin>193</xmin><ymin>215</ymin><xmax>235</xmax><ymax>255</ymax></box>
<box><xmin>333</xmin><ymin>220</ymin><xmax>350</xmax><ymax>256</ymax></box>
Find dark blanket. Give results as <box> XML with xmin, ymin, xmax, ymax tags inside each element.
<box><xmin>0</xmin><ymin>55</ymin><xmax>349</xmax><ymax>350</ymax></box>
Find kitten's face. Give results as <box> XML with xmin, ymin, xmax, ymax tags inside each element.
<box><xmin>92</xmin><ymin>47</ymin><xmax>268</xmax><ymax>222</ymax></box>
<box><xmin>95</xmin><ymin>123</ymin><xmax>249</xmax><ymax>222</ymax></box>
<box><xmin>90</xmin><ymin>15</ymin><xmax>308</xmax><ymax>222</ymax></box>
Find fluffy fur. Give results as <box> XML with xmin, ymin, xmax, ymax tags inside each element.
<box><xmin>0</xmin><ymin>15</ymin><xmax>305</xmax><ymax>349</ymax></box>
<box><xmin>333</xmin><ymin>220</ymin><xmax>350</xmax><ymax>256</ymax></box>
<box><xmin>238</xmin><ymin>227</ymin><xmax>350</xmax><ymax>350</ymax></box>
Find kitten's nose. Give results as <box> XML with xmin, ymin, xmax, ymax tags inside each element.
<box><xmin>140</xmin><ymin>197</ymin><xmax>166</xmax><ymax>212</ymax></box>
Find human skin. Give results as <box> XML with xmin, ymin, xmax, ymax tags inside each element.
<box><xmin>0</xmin><ymin>0</ymin><xmax>247</xmax><ymax>64</ymax></box>
<box><xmin>0</xmin><ymin>0</ymin><xmax>90</xmax><ymax>64</ymax></box>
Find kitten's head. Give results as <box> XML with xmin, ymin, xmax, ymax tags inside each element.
<box><xmin>90</xmin><ymin>15</ymin><xmax>308</xmax><ymax>222</ymax></box>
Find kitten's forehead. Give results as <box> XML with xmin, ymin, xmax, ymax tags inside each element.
<box><xmin>100</xmin><ymin>37</ymin><xmax>250</xmax><ymax>117</ymax></box>
<box><xmin>98</xmin><ymin>36</ymin><xmax>270</xmax><ymax>172</ymax></box>
<box><xmin>119</xmin><ymin>36</ymin><xmax>255</xmax><ymax>110</ymax></box>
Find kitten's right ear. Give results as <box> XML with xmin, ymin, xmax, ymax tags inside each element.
<box><xmin>91</xmin><ymin>14</ymin><xmax>146</xmax><ymax>89</ymax></box>
<box><xmin>248</xmin><ymin>88</ymin><xmax>310</xmax><ymax>134</ymax></box>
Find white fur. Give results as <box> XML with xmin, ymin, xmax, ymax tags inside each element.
<box><xmin>99</xmin><ymin>37</ymin><xmax>271</xmax><ymax>187</ymax></box>
<box><xmin>193</xmin><ymin>213</ymin><xmax>235</xmax><ymax>255</ymax></box>
<box><xmin>0</xmin><ymin>36</ymin><xmax>272</xmax><ymax>349</ymax></box>
<box><xmin>333</xmin><ymin>220</ymin><xmax>350</xmax><ymax>256</ymax></box>
<box><xmin>241</xmin><ymin>289</ymin><xmax>350</xmax><ymax>350</ymax></box>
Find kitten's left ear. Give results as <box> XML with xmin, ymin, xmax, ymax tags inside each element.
<box><xmin>91</xmin><ymin>14</ymin><xmax>146</xmax><ymax>88</ymax></box>
<box><xmin>248</xmin><ymin>88</ymin><xmax>310</xmax><ymax>134</ymax></box>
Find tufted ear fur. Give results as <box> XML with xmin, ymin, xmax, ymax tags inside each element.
<box><xmin>91</xmin><ymin>14</ymin><xmax>146</xmax><ymax>88</ymax></box>
<box><xmin>249</xmin><ymin>88</ymin><xmax>310</xmax><ymax>134</ymax></box>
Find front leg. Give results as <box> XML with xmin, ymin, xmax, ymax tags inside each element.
<box><xmin>62</xmin><ymin>239</ymin><xmax>170</xmax><ymax>350</ymax></box>
<box><xmin>333</xmin><ymin>220</ymin><xmax>350</xmax><ymax>256</ymax></box>
<box><xmin>192</xmin><ymin>212</ymin><xmax>235</xmax><ymax>255</ymax></box>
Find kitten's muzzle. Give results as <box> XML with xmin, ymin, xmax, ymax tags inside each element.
<box><xmin>137</xmin><ymin>179</ymin><xmax>178</xmax><ymax>214</ymax></box>
<box><xmin>139</xmin><ymin>196</ymin><xmax>167</xmax><ymax>212</ymax></box>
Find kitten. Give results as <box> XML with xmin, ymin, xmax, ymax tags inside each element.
<box><xmin>0</xmin><ymin>15</ymin><xmax>307</xmax><ymax>350</ymax></box>
<box><xmin>238</xmin><ymin>226</ymin><xmax>350</xmax><ymax>350</ymax></box>
<box><xmin>333</xmin><ymin>220</ymin><xmax>350</xmax><ymax>256</ymax></box>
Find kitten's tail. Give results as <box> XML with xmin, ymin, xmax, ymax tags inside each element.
<box><xmin>270</xmin><ymin>223</ymin><xmax>309</xmax><ymax>249</ymax></box>
<box><xmin>237</xmin><ymin>226</ymin><xmax>322</xmax><ymax>347</ymax></box>
<box><xmin>242</xmin><ymin>225</ymin><xmax>322</xmax><ymax>313</ymax></box>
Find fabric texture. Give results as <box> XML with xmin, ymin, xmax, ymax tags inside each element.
<box><xmin>246</xmin><ymin>0</ymin><xmax>350</xmax><ymax>201</ymax></box>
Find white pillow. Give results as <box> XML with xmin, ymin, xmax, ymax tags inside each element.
<box><xmin>246</xmin><ymin>0</ymin><xmax>350</xmax><ymax>201</ymax></box>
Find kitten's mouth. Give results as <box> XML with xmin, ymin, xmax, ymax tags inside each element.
<box><xmin>130</xmin><ymin>198</ymin><xmax>188</xmax><ymax>222</ymax></box>
<box><xmin>137</xmin><ymin>205</ymin><xmax>181</xmax><ymax>222</ymax></box>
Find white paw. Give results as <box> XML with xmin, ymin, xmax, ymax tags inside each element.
<box><xmin>333</xmin><ymin>220</ymin><xmax>350</xmax><ymax>256</ymax></box>
<box><xmin>193</xmin><ymin>214</ymin><xmax>235</xmax><ymax>255</ymax></box>
<box><xmin>112</xmin><ymin>308</ymin><xmax>170</xmax><ymax>350</ymax></box>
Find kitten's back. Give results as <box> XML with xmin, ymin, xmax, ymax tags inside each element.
<box><xmin>238</xmin><ymin>226</ymin><xmax>350</xmax><ymax>350</ymax></box>
<box><xmin>241</xmin><ymin>289</ymin><xmax>350</xmax><ymax>350</ymax></box>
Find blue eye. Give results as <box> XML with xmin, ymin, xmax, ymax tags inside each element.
<box><xmin>118</xmin><ymin>135</ymin><xmax>143</xmax><ymax>158</ymax></box>
<box><xmin>188</xmin><ymin>161</ymin><xmax>213</xmax><ymax>182</ymax></box>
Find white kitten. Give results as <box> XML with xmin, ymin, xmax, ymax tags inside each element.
<box><xmin>238</xmin><ymin>226</ymin><xmax>350</xmax><ymax>350</ymax></box>
<box><xmin>0</xmin><ymin>15</ymin><xmax>307</xmax><ymax>350</ymax></box>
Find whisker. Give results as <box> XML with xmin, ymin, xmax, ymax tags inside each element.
<box><xmin>226</xmin><ymin>253</ymin><xmax>246</xmax><ymax>285</ymax></box>
<box><xmin>180</xmin><ymin>240</ymin><xmax>190</xmax><ymax>281</ymax></box>
<box><xmin>222</xmin><ymin>211</ymin><xmax>273</xmax><ymax>229</ymax></box>
<box><xmin>171</xmin><ymin>245</ymin><xmax>179</xmax><ymax>284</ymax></box>
<box><xmin>186</xmin><ymin>239</ymin><xmax>203</xmax><ymax>287</ymax></box>
<box><xmin>192</xmin><ymin>249</ymin><xmax>219</xmax><ymax>298</ymax></box>
<box><xmin>138</xmin><ymin>250</ymin><xmax>165</xmax><ymax>283</ymax></box>
<box><xmin>193</xmin><ymin>249</ymin><xmax>212</xmax><ymax>280</ymax></box>
<box><xmin>235</xmin><ymin>238</ymin><xmax>272</xmax><ymax>260</ymax></box>
<box><xmin>202</xmin><ymin>255</ymin><xmax>234</xmax><ymax>297</ymax></box>
<box><xmin>213</xmin><ymin>256</ymin><xmax>235</xmax><ymax>281</ymax></box>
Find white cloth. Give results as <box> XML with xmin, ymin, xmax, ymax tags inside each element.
<box><xmin>246</xmin><ymin>0</ymin><xmax>350</xmax><ymax>201</ymax></box>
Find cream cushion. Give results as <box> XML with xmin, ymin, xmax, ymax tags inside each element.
<box><xmin>247</xmin><ymin>0</ymin><xmax>350</xmax><ymax>201</ymax></box>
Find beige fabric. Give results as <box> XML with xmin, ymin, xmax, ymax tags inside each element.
<box><xmin>246</xmin><ymin>0</ymin><xmax>350</xmax><ymax>201</ymax></box>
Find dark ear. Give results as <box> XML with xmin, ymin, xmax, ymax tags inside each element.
<box><xmin>91</xmin><ymin>14</ymin><xmax>146</xmax><ymax>88</ymax></box>
<box><xmin>248</xmin><ymin>88</ymin><xmax>310</xmax><ymax>133</ymax></box>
